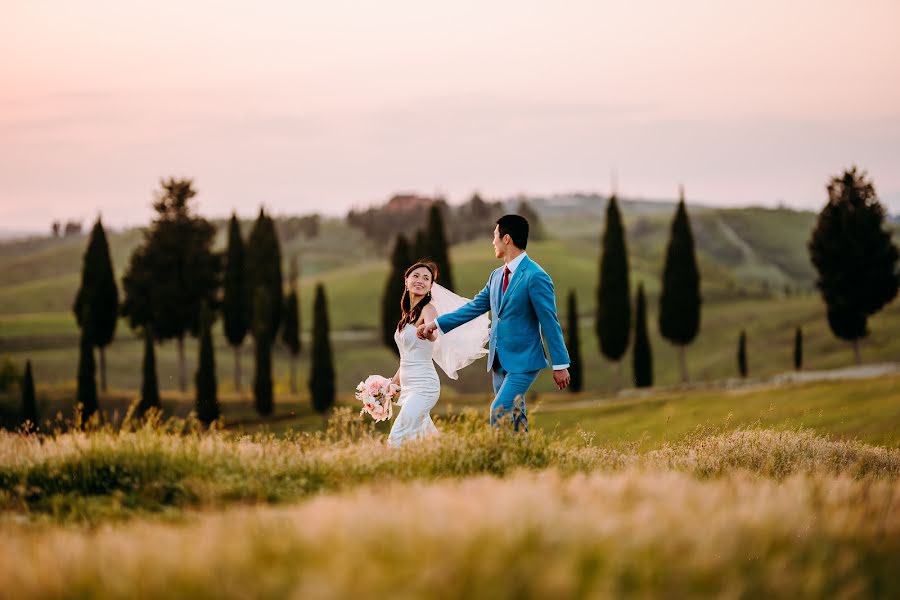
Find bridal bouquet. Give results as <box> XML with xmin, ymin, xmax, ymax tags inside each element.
<box><xmin>355</xmin><ymin>375</ymin><xmax>401</xmax><ymax>422</ymax></box>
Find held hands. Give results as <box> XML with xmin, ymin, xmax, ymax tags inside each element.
<box><xmin>553</xmin><ymin>368</ymin><xmax>571</xmax><ymax>390</ymax></box>
<box><xmin>416</xmin><ymin>321</ymin><xmax>438</xmax><ymax>341</ymax></box>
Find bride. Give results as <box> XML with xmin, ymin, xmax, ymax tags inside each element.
<box><xmin>387</xmin><ymin>260</ymin><xmax>489</xmax><ymax>447</ymax></box>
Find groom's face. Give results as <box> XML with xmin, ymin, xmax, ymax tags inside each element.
<box><xmin>492</xmin><ymin>225</ymin><xmax>507</xmax><ymax>259</ymax></box>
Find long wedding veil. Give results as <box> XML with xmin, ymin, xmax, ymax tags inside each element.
<box><xmin>429</xmin><ymin>283</ymin><xmax>490</xmax><ymax>379</ymax></box>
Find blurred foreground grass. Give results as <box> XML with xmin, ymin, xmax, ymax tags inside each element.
<box><xmin>0</xmin><ymin>412</ymin><xmax>899</xmax><ymax>598</ymax></box>
<box><xmin>2</xmin><ymin>471</ymin><xmax>898</xmax><ymax>599</ymax></box>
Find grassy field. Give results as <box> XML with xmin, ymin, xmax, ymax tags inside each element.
<box><xmin>3</xmin><ymin>370</ymin><xmax>899</xmax><ymax>446</ymax></box>
<box><xmin>1</xmin><ymin>397</ymin><xmax>899</xmax><ymax>598</ymax></box>
<box><xmin>2</xmin><ymin>291</ymin><xmax>898</xmax><ymax>400</ymax></box>
<box><xmin>536</xmin><ymin>374</ymin><xmax>900</xmax><ymax>449</ymax></box>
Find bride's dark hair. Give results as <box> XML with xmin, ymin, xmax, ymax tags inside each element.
<box><xmin>397</xmin><ymin>260</ymin><xmax>439</xmax><ymax>332</ymax></box>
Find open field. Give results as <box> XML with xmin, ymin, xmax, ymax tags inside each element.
<box><xmin>3</xmin><ymin>203</ymin><xmax>899</xmax><ymax>597</ymax></box>
<box><xmin>2</xmin><ymin>292</ymin><xmax>898</xmax><ymax>399</ymax></box>
<box><xmin>3</xmin><ymin>369</ymin><xmax>899</xmax><ymax>445</ymax></box>
<box><xmin>536</xmin><ymin>371</ymin><xmax>900</xmax><ymax>449</ymax></box>
<box><xmin>1</xmin><ymin>408</ymin><xmax>899</xmax><ymax>598</ymax></box>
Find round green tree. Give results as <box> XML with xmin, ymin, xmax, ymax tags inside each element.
<box><xmin>808</xmin><ymin>167</ymin><xmax>899</xmax><ymax>364</ymax></box>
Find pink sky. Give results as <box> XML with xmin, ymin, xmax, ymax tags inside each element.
<box><xmin>2</xmin><ymin>0</ymin><xmax>899</xmax><ymax>230</ymax></box>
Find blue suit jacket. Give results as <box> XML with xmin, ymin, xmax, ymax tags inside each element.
<box><xmin>436</xmin><ymin>255</ymin><xmax>570</xmax><ymax>374</ymax></box>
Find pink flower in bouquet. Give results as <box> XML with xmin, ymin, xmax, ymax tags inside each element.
<box><xmin>356</xmin><ymin>374</ymin><xmax>398</xmax><ymax>422</ymax></box>
<box><xmin>364</xmin><ymin>375</ymin><xmax>385</xmax><ymax>397</ymax></box>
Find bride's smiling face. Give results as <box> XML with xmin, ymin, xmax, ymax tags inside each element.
<box><xmin>406</xmin><ymin>267</ymin><xmax>433</xmax><ymax>296</ymax></box>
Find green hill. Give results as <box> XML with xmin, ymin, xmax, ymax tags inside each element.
<box><xmin>0</xmin><ymin>200</ymin><xmax>828</xmax><ymax>320</ymax></box>
<box><xmin>1</xmin><ymin>198</ymin><xmax>898</xmax><ymax>396</ymax></box>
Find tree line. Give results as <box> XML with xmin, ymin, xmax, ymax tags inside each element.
<box><xmin>349</xmin><ymin>193</ymin><xmax>544</xmax><ymax>252</ymax></box>
<box><xmin>22</xmin><ymin>177</ymin><xmax>336</xmax><ymax>429</ymax></box>
<box><xmin>378</xmin><ymin>168</ymin><xmax>898</xmax><ymax>392</ymax></box>
<box><xmin>10</xmin><ymin>167</ymin><xmax>900</xmax><ymax>427</ymax></box>
<box><xmin>580</xmin><ymin>168</ymin><xmax>897</xmax><ymax>391</ymax></box>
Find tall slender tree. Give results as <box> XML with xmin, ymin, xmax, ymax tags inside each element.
<box><xmin>222</xmin><ymin>213</ymin><xmax>248</xmax><ymax>393</ymax></box>
<box><xmin>21</xmin><ymin>360</ymin><xmax>37</xmax><ymax>427</ymax></box>
<box><xmin>517</xmin><ymin>200</ymin><xmax>544</xmax><ymax>241</ymax></box>
<box><xmin>246</xmin><ymin>208</ymin><xmax>283</xmax><ymax>340</ymax></box>
<box><xmin>808</xmin><ymin>167</ymin><xmax>899</xmax><ymax>365</ymax></box>
<box><xmin>309</xmin><ymin>284</ymin><xmax>335</xmax><ymax>416</ymax></box>
<box><xmin>566</xmin><ymin>290</ymin><xmax>583</xmax><ymax>393</ymax></box>
<box><xmin>139</xmin><ymin>326</ymin><xmax>160</xmax><ymax>414</ymax></box>
<box><xmin>195</xmin><ymin>304</ymin><xmax>219</xmax><ymax>425</ymax></box>
<box><xmin>413</xmin><ymin>230</ymin><xmax>427</xmax><ymax>261</ymax></box>
<box><xmin>659</xmin><ymin>188</ymin><xmax>702</xmax><ymax>382</ymax></box>
<box><xmin>632</xmin><ymin>282</ymin><xmax>653</xmax><ymax>388</ymax></box>
<box><xmin>73</xmin><ymin>218</ymin><xmax>118</xmax><ymax>392</ymax></box>
<box><xmin>737</xmin><ymin>330</ymin><xmax>748</xmax><ymax>378</ymax></box>
<box><xmin>77</xmin><ymin>303</ymin><xmax>98</xmax><ymax>421</ymax></box>
<box><xmin>382</xmin><ymin>235</ymin><xmax>412</xmax><ymax>354</ymax></box>
<box><xmin>282</xmin><ymin>256</ymin><xmax>301</xmax><ymax>394</ymax></box>
<box><xmin>794</xmin><ymin>327</ymin><xmax>803</xmax><ymax>371</ymax></box>
<box><xmin>424</xmin><ymin>204</ymin><xmax>454</xmax><ymax>291</ymax></box>
<box><xmin>596</xmin><ymin>195</ymin><xmax>631</xmax><ymax>383</ymax></box>
<box><xmin>252</xmin><ymin>286</ymin><xmax>274</xmax><ymax>416</ymax></box>
<box><xmin>121</xmin><ymin>178</ymin><xmax>221</xmax><ymax>392</ymax></box>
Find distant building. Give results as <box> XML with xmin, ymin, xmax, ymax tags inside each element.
<box><xmin>64</xmin><ymin>221</ymin><xmax>82</xmax><ymax>236</ymax></box>
<box><xmin>383</xmin><ymin>194</ymin><xmax>436</xmax><ymax>213</ymax></box>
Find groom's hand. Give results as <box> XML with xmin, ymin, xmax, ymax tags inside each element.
<box><xmin>553</xmin><ymin>369</ymin><xmax>571</xmax><ymax>390</ymax></box>
<box><xmin>417</xmin><ymin>321</ymin><xmax>438</xmax><ymax>340</ymax></box>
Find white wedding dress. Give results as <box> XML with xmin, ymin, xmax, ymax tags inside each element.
<box><xmin>386</xmin><ymin>284</ymin><xmax>490</xmax><ymax>448</ymax></box>
<box><xmin>387</xmin><ymin>324</ymin><xmax>441</xmax><ymax>447</ymax></box>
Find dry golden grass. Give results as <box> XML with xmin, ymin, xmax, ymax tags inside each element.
<box><xmin>1</xmin><ymin>410</ymin><xmax>900</xmax><ymax>598</ymax></box>
<box><xmin>1</xmin><ymin>470</ymin><xmax>898</xmax><ymax>599</ymax></box>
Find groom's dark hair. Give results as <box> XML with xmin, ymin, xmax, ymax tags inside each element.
<box><xmin>497</xmin><ymin>214</ymin><xmax>529</xmax><ymax>250</ymax></box>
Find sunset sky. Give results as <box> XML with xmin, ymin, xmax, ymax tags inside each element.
<box><xmin>2</xmin><ymin>0</ymin><xmax>899</xmax><ymax>231</ymax></box>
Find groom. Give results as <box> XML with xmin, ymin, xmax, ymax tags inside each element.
<box><xmin>418</xmin><ymin>214</ymin><xmax>570</xmax><ymax>430</ymax></box>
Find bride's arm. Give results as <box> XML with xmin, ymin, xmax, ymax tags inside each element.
<box><xmin>391</xmin><ymin>367</ymin><xmax>400</xmax><ymax>386</ymax></box>
<box><xmin>419</xmin><ymin>305</ymin><xmax>439</xmax><ymax>341</ymax></box>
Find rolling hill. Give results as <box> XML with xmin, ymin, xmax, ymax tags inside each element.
<box><xmin>1</xmin><ymin>196</ymin><xmax>898</xmax><ymax>395</ymax></box>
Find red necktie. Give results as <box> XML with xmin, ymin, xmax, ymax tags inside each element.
<box><xmin>502</xmin><ymin>266</ymin><xmax>511</xmax><ymax>293</ymax></box>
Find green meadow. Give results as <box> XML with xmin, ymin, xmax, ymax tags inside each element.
<box><xmin>2</xmin><ymin>204</ymin><xmax>900</xmax><ymax>599</ymax></box>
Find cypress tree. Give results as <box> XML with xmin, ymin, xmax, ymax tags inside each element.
<box><xmin>566</xmin><ymin>290</ymin><xmax>583</xmax><ymax>393</ymax></box>
<box><xmin>73</xmin><ymin>218</ymin><xmax>118</xmax><ymax>392</ymax></box>
<box><xmin>282</xmin><ymin>290</ymin><xmax>300</xmax><ymax>392</ymax></box>
<box><xmin>223</xmin><ymin>213</ymin><xmax>248</xmax><ymax>393</ymax></box>
<box><xmin>596</xmin><ymin>195</ymin><xmax>631</xmax><ymax>380</ymax></box>
<box><xmin>309</xmin><ymin>284</ymin><xmax>335</xmax><ymax>416</ymax></box>
<box><xmin>76</xmin><ymin>303</ymin><xmax>98</xmax><ymax>422</ymax></box>
<box><xmin>632</xmin><ymin>282</ymin><xmax>653</xmax><ymax>388</ymax></box>
<box><xmin>659</xmin><ymin>188</ymin><xmax>702</xmax><ymax>382</ymax></box>
<box><xmin>794</xmin><ymin>327</ymin><xmax>803</xmax><ymax>371</ymax></box>
<box><xmin>413</xmin><ymin>229</ymin><xmax>428</xmax><ymax>261</ymax></box>
<box><xmin>382</xmin><ymin>234</ymin><xmax>412</xmax><ymax>354</ymax></box>
<box><xmin>195</xmin><ymin>304</ymin><xmax>219</xmax><ymax>425</ymax></box>
<box><xmin>517</xmin><ymin>200</ymin><xmax>544</xmax><ymax>240</ymax></box>
<box><xmin>737</xmin><ymin>330</ymin><xmax>748</xmax><ymax>378</ymax></box>
<box><xmin>139</xmin><ymin>327</ymin><xmax>160</xmax><ymax>414</ymax></box>
<box><xmin>424</xmin><ymin>204</ymin><xmax>454</xmax><ymax>291</ymax></box>
<box><xmin>282</xmin><ymin>255</ymin><xmax>301</xmax><ymax>394</ymax></box>
<box><xmin>246</xmin><ymin>208</ymin><xmax>283</xmax><ymax>341</ymax></box>
<box><xmin>808</xmin><ymin>167</ymin><xmax>899</xmax><ymax>365</ymax></box>
<box><xmin>21</xmin><ymin>360</ymin><xmax>37</xmax><ymax>427</ymax></box>
<box><xmin>252</xmin><ymin>286</ymin><xmax>274</xmax><ymax>416</ymax></box>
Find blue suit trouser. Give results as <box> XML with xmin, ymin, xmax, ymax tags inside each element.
<box><xmin>490</xmin><ymin>355</ymin><xmax>539</xmax><ymax>431</ymax></box>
